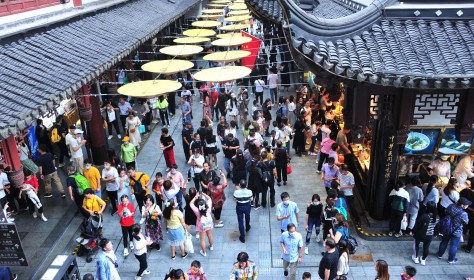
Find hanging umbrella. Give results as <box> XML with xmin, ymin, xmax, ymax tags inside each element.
<box><xmin>220</xmin><ymin>23</ymin><xmax>249</xmax><ymax>31</ymax></box>
<box><xmin>117</xmin><ymin>80</ymin><xmax>182</xmax><ymax>98</ymax></box>
<box><xmin>228</xmin><ymin>9</ymin><xmax>250</xmax><ymax>15</ymax></box>
<box><xmin>210</xmin><ymin>0</ymin><xmax>231</xmax><ymax>3</ymax></box>
<box><xmin>216</xmin><ymin>32</ymin><xmax>244</xmax><ymax>39</ymax></box>
<box><xmin>211</xmin><ymin>36</ymin><xmax>252</xmax><ymax>47</ymax></box>
<box><xmin>225</xmin><ymin>14</ymin><xmax>252</xmax><ymax>22</ymax></box>
<box><xmin>191</xmin><ymin>20</ymin><xmax>221</xmax><ymax>28</ymax></box>
<box><xmin>229</xmin><ymin>3</ymin><xmax>247</xmax><ymax>10</ymax></box>
<box><xmin>203</xmin><ymin>50</ymin><xmax>251</xmax><ymax>63</ymax></box>
<box><xmin>193</xmin><ymin>66</ymin><xmax>252</xmax><ymax>82</ymax></box>
<box><xmin>201</xmin><ymin>8</ymin><xmax>224</xmax><ymax>14</ymax></box>
<box><xmin>207</xmin><ymin>3</ymin><xmax>227</xmax><ymax>7</ymax></box>
<box><xmin>199</xmin><ymin>14</ymin><xmax>222</xmax><ymax>20</ymax></box>
<box><xmin>173</xmin><ymin>37</ymin><xmax>210</xmax><ymax>44</ymax></box>
<box><xmin>183</xmin><ymin>29</ymin><xmax>216</xmax><ymax>37</ymax></box>
<box><xmin>141</xmin><ymin>60</ymin><xmax>194</xmax><ymax>74</ymax></box>
<box><xmin>160</xmin><ymin>45</ymin><xmax>203</xmax><ymax>57</ymax></box>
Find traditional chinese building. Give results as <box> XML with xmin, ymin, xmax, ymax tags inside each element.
<box><xmin>247</xmin><ymin>0</ymin><xmax>474</xmax><ymax>219</ymax></box>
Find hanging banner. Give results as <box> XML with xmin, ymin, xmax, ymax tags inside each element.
<box><xmin>27</xmin><ymin>126</ymin><xmax>39</xmax><ymax>160</ymax></box>
<box><xmin>241</xmin><ymin>31</ymin><xmax>262</xmax><ymax>71</ymax></box>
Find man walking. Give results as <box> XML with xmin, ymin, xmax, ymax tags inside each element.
<box><xmin>279</xmin><ymin>223</ymin><xmax>303</xmax><ymax>280</ymax></box>
<box><xmin>276</xmin><ymin>192</ymin><xmax>300</xmax><ymax>232</ymax></box>
<box><xmin>318</xmin><ymin>237</ymin><xmax>339</xmax><ymax>280</ymax></box>
<box><xmin>179</xmin><ymin>97</ymin><xmax>192</xmax><ymax>127</ymax></box>
<box><xmin>118</xmin><ymin>97</ymin><xmax>133</xmax><ymax>131</ymax></box>
<box><xmin>102</xmin><ymin>160</ymin><xmax>119</xmax><ymax>215</ymax></box>
<box><xmin>222</xmin><ymin>133</ymin><xmax>240</xmax><ymax>179</ymax></box>
<box><xmin>321</xmin><ymin>157</ymin><xmax>339</xmax><ymax>192</ymax></box>
<box><xmin>260</xmin><ymin>151</ymin><xmax>277</xmax><ymax>208</ymax></box>
<box><xmin>37</xmin><ymin>144</ymin><xmax>66</xmax><ymax>198</ymax></box>
<box><xmin>66</xmin><ymin>165</ymin><xmax>89</xmax><ymax>218</ymax></box>
<box><xmin>267</xmin><ymin>67</ymin><xmax>278</xmax><ymax>104</ymax></box>
<box><xmin>182</xmin><ymin>121</ymin><xmax>194</xmax><ymax>162</ymax></box>
<box><xmin>70</xmin><ymin>129</ymin><xmax>87</xmax><ymax>174</ymax></box>
<box><xmin>233</xmin><ymin>179</ymin><xmax>253</xmax><ymax>243</ymax></box>
<box><xmin>83</xmin><ymin>159</ymin><xmax>102</xmax><ymax>198</ymax></box>
<box><xmin>230</xmin><ymin>252</ymin><xmax>259</xmax><ymax>280</ymax></box>
<box><xmin>338</xmin><ymin>164</ymin><xmax>361</xmax><ymax>227</ymax></box>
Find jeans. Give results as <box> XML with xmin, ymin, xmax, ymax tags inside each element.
<box><xmin>269</xmin><ymin>88</ymin><xmax>277</xmax><ymax>104</ymax></box>
<box><xmin>389</xmin><ymin>209</ymin><xmax>404</xmax><ymax>233</ymax></box>
<box><xmin>224</xmin><ymin>157</ymin><xmax>232</xmax><ymax>177</ymax></box>
<box><xmin>306</xmin><ymin>217</ymin><xmax>321</xmax><ymax>244</ymax></box>
<box><xmin>94</xmin><ymin>189</ymin><xmax>102</xmax><ymax>199</ymax></box>
<box><xmin>437</xmin><ymin>234</ymin><xmax>461</xmax><ymax>262</ymax></box>
<box><xmin>282</xmin><ymin>260</ymin><xmax>297</xmax><ymax>280</ymax></box>
<box><xmin>122</xmin><ymin>225</ymin><xmax>133</xmax><ymax>249</ymax></box>
<box><xmin>413</xmin><ymin>235</ymin><xmax>433</xmax><ymax>260</ymax></box>
<box><xmin>407</xmin><ymin>211</ymin><xmax>418</xmax><ymax>230</ymax></box>
<box><xmin>309</xmin><ymin>136</ymin><xmax>317</xmax><ymax>153</ymax></box>
<box><xmin>255</xmin><ymin>91</ymin><xmax>263</xmax><ymax>105</ymax></box>
<box><xmin>236</xmin><ymin>203</ymin><xmax>251</xmax><ymax>239</ymax></box>
<box><xmin>134</xmin><ymin>253</ymin><xmax>148</xmax><ymax>276</ymax></box>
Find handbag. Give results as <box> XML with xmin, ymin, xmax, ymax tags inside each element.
<box><xmin>130</xmin><ymin>128</ymin><xmax>136</xmax><ymax>133</ymax></box>
<box><xmin>401</xmin><ymin>215</ymin><xmax>408</xmax><ymax>231</ymax></box>
<box><xmin>286</xmin><ymin>164</ymin><xmax>293</xmax><ymax>175</ymax></box>
<box><xmin>184</xmin><ymin>232</ymin><xmax>194</xmax><ymax>254</ymax></box>
<box><xmin>138</xmin><ymin>125</ymin><xmax>146</xmax><ymax>134</ymax></box>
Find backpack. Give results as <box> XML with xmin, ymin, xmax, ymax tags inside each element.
<box><xmin>439</xmin><ymin>211</ymin><xmax>462</xmax><ymax>236</ymax></box>
<box><xmin>334</xmin><ymin>198</ymin><xmax>348</xmax><ymax>220</ymax></box>
<box><xmin>276</xmin><ymin>106</ymin><xmax>283</xmax><ymax>119</ymax></box>
<box><xmin>130</xmin><ymin>173</ymin><xmax>145</xmax><ymax>195</ymax></box>
<box><xmin>68</xmin><ymin>174</ymin><xmax>91</xmax><ymax>195</ymax></box>
<box><xmin>260</xmin><ymin>161</ymin><xmax>273</xmax><ymax>185</ymax></box>
<box><xmin>347</xmin><ymin>235</ymin><xmax>358</xmax><ymax>254</ymax></box>
<box><xmin>51</xmin><ymin>127</ymin><xmax>61</xmax><ymax>143</ymax></box>
<box><xmin>244</xmin><ymin>137</ymin><xmax>256</xmax><ymax>150</ymax></box>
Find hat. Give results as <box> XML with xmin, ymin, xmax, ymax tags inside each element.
<box><xmin>122</xmin><ymin>136</ymin><xmax>130</xmax><ymax>142</ymax></box>
<box><xmin>458</xmin><ymin>197</ymin><xmax>472</xmax><ymax>206</ymax></box>
<box><xmin>74</xmin><ymin>129</ymin><xmax>84</xmax><ymax>134</ymax></box>
<box><xmin>440</xmin><ymin>155</ymin><xmax>450</xmax><ymax>161</ymax></box>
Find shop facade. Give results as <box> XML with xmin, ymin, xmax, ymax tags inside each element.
<box><xmin>247</xmin><ymin>0</ymin><xmax>474</xmax><ymax>219</ymax></box>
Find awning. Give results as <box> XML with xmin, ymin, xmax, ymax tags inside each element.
<box><xmin>0</xmin><ymin>0</ymin><xmax>199</xmax><ymax>139</ymax></box>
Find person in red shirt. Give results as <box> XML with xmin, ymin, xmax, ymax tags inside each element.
<box><xmin>209</xmin><ymin>87</ymin><xmax>220</xmax><ymax>121</ymax></box>
<box><xmin>152</xmin><ymin>172</ymin><xmax>164</xmax><ymax>210</ymax></box>
<box><xmin>208</xmin><ymin>170</ymin><xmax>228</xmax><ymax>227</ymax></box>
<box><xmin>23</xmin><ymin>170</ymin><xmax>41</xmax><ymax>218</ymax></box>
<box><xmin>118</xmin><ymin>194</ymin><xmax>135</xmax><ymax>257</ymax></box>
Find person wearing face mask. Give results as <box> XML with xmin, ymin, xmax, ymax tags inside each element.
<box><xmin>118</xmin><ymin>195</ymin><xmax>135</xmax><ymax>257</ymax></box>
<box><xmin>304</xmin><ymin>194</ymin><xmax>323</xmax><ymax>255</ymax></box>
<box><xmin>230</xmin><ymin>251</ymin><xmax>259</xmax><ymax>280</ymax></box>
<box><xmin>152</xmin><ymin>172</ymin><xmax>164</xmax><ymax>210</ymax></box>
<box><xmin>118</xmin><ymin>169</ymin><xmax>132</xmax><ymax>202</ymax></box>
<box><xmin>83</xmin><ymin>159</ymin><xmax>102</xmax><ymax>198</ymax></box>
<box><xmin>187</xmin><ymin>149</ymin><xmax>205</xmax><ymax>191</ymax></box>
<box><xmin>280</xmin><ymin>223</ymin><xmax>303</xmax><ymax>280</ymax></box>
<box><xmin>102</xmin><ymin>159</ymin><xmax>119</xmax><ymax>215</ymax></box>
<box><xmin>167</xmin><ymin>164</ymin><xmax>186</xmax><ymax>210</ymax></box>
<box><xmin>120</xmin><ymin>136</ymin><xmax>137</xmax><ymax>169</ymax></box>
<box><xmin>276</xmin><ymin>192</ymin><xmax>300</xmax><ymax>233</ymax></box>
<box><xmin>70</xmin><ymin>129</ymin><xmax>87</xmax><ymax>174</ymax></box>
<box><xmin>101</xmin><ymin>100</ymin><xmax>121</xmax><ymax>140</ymax></box>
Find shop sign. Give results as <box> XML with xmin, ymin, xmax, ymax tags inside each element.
<box><xmin>0</xmin><ymin>223</ymin><xmax>28</xmax><ymax>266</ymax></box>
<box><xmin>385</xmin><ymin>135</ymin><xmax>395</xmax><ymax>181</ymax></box>
<box><xmin>27</xmin><ymin>126</ymin><xmax>40</xmax><ymax>161</ymax></box>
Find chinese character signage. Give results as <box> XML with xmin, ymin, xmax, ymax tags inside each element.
<box><xmin>0</xmin><ymin>223</ymin><xmax>28</xmax><ymax>266</ymax></box>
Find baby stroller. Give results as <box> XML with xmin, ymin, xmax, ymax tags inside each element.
<box><xmin>75</xmin><ymin>214</ymin><xmax>102</xmax><ymax>263</ymax></box>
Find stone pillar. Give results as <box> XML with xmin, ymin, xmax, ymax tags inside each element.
<box><xmin>1</xmin><ymin>136</ymin><xmax>24</xmax><ymax>187</ymax></box>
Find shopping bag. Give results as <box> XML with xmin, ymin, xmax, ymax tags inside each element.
<box><xmin>401</xmin><ymin>215</ymin><xmax>408</xmax><ymax>231</ymax></box>
<box><xmin>286</xmin><ymin>164</ymin><xmax>293</xmax><ymax>175</ymax></box>
<box><xmin>138</xmin><ymin>125</ymin><xmax>146</xmax><ymax>134</ymax></box>
<box><xmin>184</xmin><ymin>232</ymin><xmax>194</xmax><ymax>254</ymax></box>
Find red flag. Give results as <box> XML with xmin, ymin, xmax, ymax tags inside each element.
<box><xmin>240</xmin><ymin>31</ymin><xmax>262</xmax><ymax>71</ymax></box>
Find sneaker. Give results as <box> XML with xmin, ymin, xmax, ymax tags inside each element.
<box><xmin>316</xmin><ymin>235</ymin><xmax>321</xmax><ymax>243</ymax></box>
<box><xmin>209</xmin><ymin>246</ymin><xmax>214</xmax><ymax>251</ymax></box>
<box><xmin>284</xmin><ymin>270</ymin><xmax>288</xmax><ymax>277</ymax></box>
<box><xmin>108</xmin><ymin>135</ymin><xmax>113</xmax><ymax>140</ymax></box>
<box><xmin>41</xmin><ymin>214</ymin><xmax>48</xmax><ymax>222</ymax></box>
<box><xmin>412</xmin><ymin>256</ymin><xmax>419</xmax><ymax>264</ymax></box>
<box><xmin>394</xmin><ymin>232</ymin><xmax>402</xmax><ymax>238</ymax></box>
<box><xmin>448</xmin><ymin>258</ymin><xmax>458</xmax><ymax>264</ymax></box>
<box><xmin>130</xmin><ymin>243</ymin><xmax>135</xmax><ymax>250</ymax></box>
<box><xmin>58</xmin><ymin>163</ymin><xmax>65</xmax><ymax>168</ymax></box>
<box><xmin>7</xmin><ymin>217</ymin><xmax>15</xmax><ymax>223</ymax></box>
<box><xmin>124</xmin><ymin>248</ymin><xmax>129</xmax><ymax>257</ymax></box>
<box><xmin>420</xmin><ymin>258</ymin><xmax>426</xmax><ymax>265</ymax></box>
<box><xmin>239</xmin><ymin>236</ymin><xmax>245</xmax><ymax>243</ymax></box>
<box><xmin>141</xmin><ymin>270</ymin><xmax>151</xmax><ymax>276</ymax></box>
<box><xmin>437</xmin><ymin>254</ymin><xmax>443</xmax><ymax>259</ymax></box>
<box><xmin>277</xmin><ymin>182</ymin><xmax>281</xmax><ymax>186</ymax></box>
<box><xmin>283</xmin><ymin>181</ymin><xmax>287</xmax><ymax>186</ymax></box>
<box><xmin>214</xmin><ymin>223</ymin><xmax>224</xmax><ymax>228</ymax></box>
<box><xmin>60</xmin><ymin>193</ymin><xmax>66</xmax><ymax>198</ymax></box>
<box><xmin>304</xmin><ymin>247</ymin><xmax>309</xmax><ymax>255</ymax></box>
<box><xmin>32</xmin><ymin>212</ymin><xmax>38</xmax><ymax>219</ymax></box>
<box><xmin>135</xmin><ymin>277</ymin><xmax>142</xmax><ymax>280</ymax></box>
<box><xmin>44</xmin><ymin>193</ymin><xmax>53</xmax><ymax>198</ymax></box>
<box><xmin>388</xmin><ymin>232</ymin><xmax>393</xmax><ymax>237</ymax></box>
<box><xmin>200</xmin><ymin>250</ymin><xmax>207</xmax><ymax>257</ymax></box>
<box><xmin>165</xmin><ymin>168</ymin><xmax>170</xmax><ymax>172</ymax></box>
<box><xmin>182</xmin><ymin>252</ymin><xmax>188</xmax><ymax>259</ymax></box>
<box><xmin>171</xmin><ymin>255</ymin><xmax>176</xmax><ymax>260</ymax></box>
<box><xmin>316</xmin><ymin>170</ymin><xmax>321</xmax><ymax>174</ymax></box>
<box><xmin>246</xmin><ymin>225</ymin><xmax>251</xmax><ymax>232</ymax></box>
<box><xmin>118</xmin><ymin>134</ymin><xmax>122</xmax><ymax>139</ymax></box>
<box><xmin>200</xmin><ymin>101</ymin><xmax>203</xmax><ymax>104</ymax></box>
<box><xmin>196</xmin><ymin>233</ymin><xmax>200</xmax><ymax>239</ymax></box>
<box><xmin>254</xmin><ymin>206</ymin><xmax>261</xmax><ymax>210</ymax></box>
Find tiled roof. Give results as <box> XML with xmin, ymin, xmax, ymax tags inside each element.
<box><xmin>311</xmin><ymin>0</ymin><xmax>358</xmax><ymax>19</ymax></box>
<box><xmin>247</xmin><ymin>0</ymin><xmax>282</xmax><ymax>22</ymax></box>
<box><xmin>0</xmin><ymin>0</ymin><xmax>198</xmax><ymax>138</ymax></box>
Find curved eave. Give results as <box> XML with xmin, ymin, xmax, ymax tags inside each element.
<box><xmin>246</xmin><ymin>0</ymin><xmax>282</xmax><ymax>23</ymax></box>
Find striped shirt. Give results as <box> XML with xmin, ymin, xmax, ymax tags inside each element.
<box><xmin>233</xmin><ymin>188</ymin><xmax>253</xmax><ymax>204</ymax></box>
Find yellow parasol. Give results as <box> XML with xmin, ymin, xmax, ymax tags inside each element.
<box><xmin>199</xmin><ymin>14</ymin><xmax>222</xmax><ymax>20</ymax></box>
<box><xmin>228</xmin><ymin>10</ymin><xmax>250</xmax><ymax>15</ymax></box>
<box><xmin>194</xmin><ymin>66</ymin><xmax>251</xmax><ymax>82</ymax></box>
<box><xmin>229</xmin><ymin>3</ymin><xmax>247</xmax><ymax>10</ymax></box>
<box><xmin>216</xmin><ymin>32</ymin><xmax>244</xmax><ymax>39</ymax></box>
<box><xmin>183</xmin><ymin>29</ymin><xmax>216</xmax><ymax>37</ymax></box>
<box><xmin>225</xmin><ymin>14</ymin><xmax>252</xmax><ymax>22</ymax></box>
<box><xmin>173</xmin><ymin>37</ymin><xmax>210</xmax><ymax>44</ymax></box>
<box><xmin>191</xmin><ymin>20</ymin><xmax>221</xmax><ymax>28</ymax></box>
<box><xmin>203</xmin><ymin>50</ymin><xmax>251</xmax><ymax>63</ymax></box>
<box><xmin>160</xmin><ymin>45</ymin><xmax>203</xmax><ymax>57</ymax></box>
<box><xmin>201</xmin><ymin>8</ymin><xmax>223</xmax><ymax>14</ymax></box>
<box><xmin>141</xmin><ymin>60</ymin><xmax>194</xmax><ymax>74</ymax></box>
<box><xmin>220</xmin><ymin>23</ymin><xmax>249</xmax><ymax>31</ymax></box>
<box><xmin>207</xmin><ymin>3</ymin><xmax>227</xmax><ymax>7</ymax></box>
<box><xmin>210</xmin><ymin>0</ymin><xmax>230</xmax><ymax>3</ymax></box>
<box><xmin>211</xmin><ymin>36</ymin><xmax>252</xmax><ymax>47</ymax></box>
<box><xmin>117</xmin><ymin>80</ymin><xmax>182</xmax><ymax>98</ymax></box>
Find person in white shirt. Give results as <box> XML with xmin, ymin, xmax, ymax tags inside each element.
<box><xmin>65</xmin><ymin>125</ymin><xmax>76</xmax><ymax>160</ymax></box>
<box><xmin>254</xmin><ymin>77</ymin><xmax>265</xmax><ymax>105</ymax></box>
<box><xmin>0</xmin><ymin>166</ymin><xmax>10</xmax><ymax>209</ymax></box>
<box><xmin>162</xmin><ymin>180</ymin><xmax>180</xmax><ymax>208</ymax></box>
<box><xmin>267</xmin><ymin>67</ymin><xmax>279</xmax><ymax>104</ymax></box>
<box><xmin>102</xmin><ymin>161</ymin><xmax>120</xmax><ymax>215</ymax></box>
<box><xmin>19</xmin><ymin>183</ymin><xmax>47</xmax><ymax>221</ymax></box>
<box><xmin>70</xmin><ymin>129</ymin><xmax>87</xmax><ymax>174</ymax></box>
<box><xmin>453</xmin><ymin>154</ymin><xmax>474</xmax><ymax>185</ymax></box>
<box><xmin>188</xmin><ymin>149</ymin><xmax>205</xmax><ymax>190</ymax></box>
<box><xmin>101</xmin><ymin>100</ymin><xmax>121</xmax><ymax>140</ymax></box>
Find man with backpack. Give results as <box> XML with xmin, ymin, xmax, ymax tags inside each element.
<box><xmin>67</xmin><ymin>165</ymin><xmax>91</xmax><ymax>218</ymax></box>
<box><xmin>260</xmin><ymin>151</ymin><xmax>277</xmax><ymax>208</ymax></box>
<box><xmin>128</xmin><ymin>167</ymin><xmax>151</xmax><ymax>212</ymax></box>
<box><xmin>437</xmin><ymin>197</ymin><xmax>471</xmax><ymax>264</ymax></box>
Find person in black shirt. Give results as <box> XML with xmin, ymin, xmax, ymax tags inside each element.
<box><xmin>66</xmin><ymin>165</ymin><xmax>89</xmax><ymax>218</ymax></box>
<box><xmin>53</xmin><ymin>115</ymin><xmax>70</xmax><ymax>167</ymax></box>
<box><xmin>35</xmin><ymin>119</ymin><xmax>53</xmax><ymax>153</ymax></box>
<box><xmin>222</xmin><ymin>133</ymin><xmax>240</xmax><ymax>178</ymax></box>
<box><xmin>318</xmin><ymin>237</ymin><xmax>339</xmax><ymax>280</ymax></box>
<box><xmin>160</xmin><ymin>127</ymin><xmax>176</xmax><ymax>172</ymax></box>
<box><xmin>305</xmin><ymin>194</ymin><xmax>323</xmax><ymax>255</ymax></box>
<box><xmin>182</xmin><ymin>121</ymin><xmax>194</xmax><ymax>162</ymax></box>
<box><xmin>274</xmin><ymin>142</ymin><xmax>288</xmax><ymax>186</ymax></box>
<box><xmin>199</xmin><ymin>162</ymin><xmax>216</xmax><ymax>195</ymax></box>
<box><xmin>189</xmin><ymin>133</ymin><xmax>204</xmax><ymax>156</ymax></box>
<box><xmin>197</xmin><ymin>120</ymin><xmax>209</xmax><ymax>143</ymax></box>
<box><xmin>37</xmin><ymin>144</ymin><xmax>66</xmax><ymax>198</ymax></box>
<box><xmin>259</xmin><ymin>151</ymin><xmax>276</xmax><ymax>208</ymax></box>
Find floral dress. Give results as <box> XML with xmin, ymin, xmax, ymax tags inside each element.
<box><xmin>143</xmin><ymin>204</ymin><xmax>164</xmax><ymax>243</ymax></box>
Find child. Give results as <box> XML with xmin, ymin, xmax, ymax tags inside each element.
<box><xmin>152</xmin><ymin>172</ymin><xmax>164</xmax><ymax>210</ymax></box>
<box><xmin>19</xmin><ymin>183</ymin><xmax>47</xmax><ymax>221</ymax></box>
<box><xmin>305</xmin><ymin>194</ymin><xmax>323</xmax><ymax>255</ymax></box>
<box><xmin>2</xmin><ymin>202</ymin><xmax>15</xmax><ymax>223</ymax></box>
<box><xmin>401</xmin><ymin>266</ymin><xmax>416</xmax><ymax>280</ymax></box>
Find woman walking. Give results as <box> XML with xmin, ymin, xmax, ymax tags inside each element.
<box><xmin>160</xmin><ymin>127</ymin><xmax>176</xmax><ymax>172</ymax></box>
<box><xmin>227</xmin><ymin>94</ymin><xmax>239</xmax><ymax>124</ymax></box>
<box><xmin>204</xmin><ymin>129</ymin><xmax>219</xmax><ymax>169</ymax></box>
<box><xmin>304</xmin><ymin>194</ymin><xmax>323</xmax><ymax>255</ymax></box>
<box><xmin>184</xmin><ymin>187</ymin><xmax>198</xmax><ymax>238</ymax></box>
<box><xmin>141</xmin><ymin>194</ymin><xmax>163</xmax><ymax>251</ymax></box>
<box><xmin>157</xmin><ymin>95</ymin><xmax>170</xmax><ymax>127</ymax></box>
<box><xmin>231</xmin><ymin>149</ymin><xmax>247</xmax><ymax>186</ymax></box>
<box><xmin>419</xmin><ymin>175</ymin><xmax>439</xmax><ymax>216</ymax></box>
<box><xmin>140</xmin><ymin>99</ymin><xmax>152</xmax><ymax>134</ymax></box>
<box><xmin>126</xmin><ymin>112</ymin><xmax>142</xmax><ymax>148</ymax></box>
<box><xmin>131</xmin><ymin>224</ymin><xmax>152</xmax><ymax>280</ymax></box>
<box><xmin>388</xmin><ymin>180</ymin><xmax>410</xmax><ymax>237</ymax></box>
<box><xmin>163</xmin><ymin>198</ymin><xmax>188</xmax><ymax>260</ymax></box>
<box><xmin>328</xmin><ymin>213</ymin><xmax>349</xmax><ymax>244</ymax></box>
<box><xmin>337</xmin><ymin>240</ymin><xmax>350</xmax><ymax>279</ymax></box>
<box><xmin>237</xmin><ymin>89</ymin><xmax>249</xmax><ymax>126</ymax></box>
<box><xmin>411</xmin><ymin>201</ymin><xmax>439</xmax><ymax>265</ymax></box>
<box><xmin>118</xmin><ymin>169</ymin><xmax>132</xmax><ymax>202</ymax></box>
<box><xmin>202</xmin><ymin>91</ymin><xmax>212</xmax><ymax>120</ymax></box>
<box><xmin>274</xmin><ymin>141</ymin><xmax>288</xmax><ymax>186</ymax></box>
<box><xmin>438</xmin><ymin>177</ymin><xmax>459</xmax><ymax>217</ymax></box>
<box><xmin>190</xmin><ymin>193</ymin><xmax>215</xmax><ymax>257</ymax></box>
<box><xmin>208</xmin><ymin>170</ymin><xmax>227</xmax><ymax>227</ymax></box>
<box><xmin>118</xmin><ymin>195</ymin><xmax>135</xmax><ymax>257</ymax></box>
<box><xmin>374</xmin><ymin>259</ymin><xmax>389</xmax><ymax>280</ymax></box>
